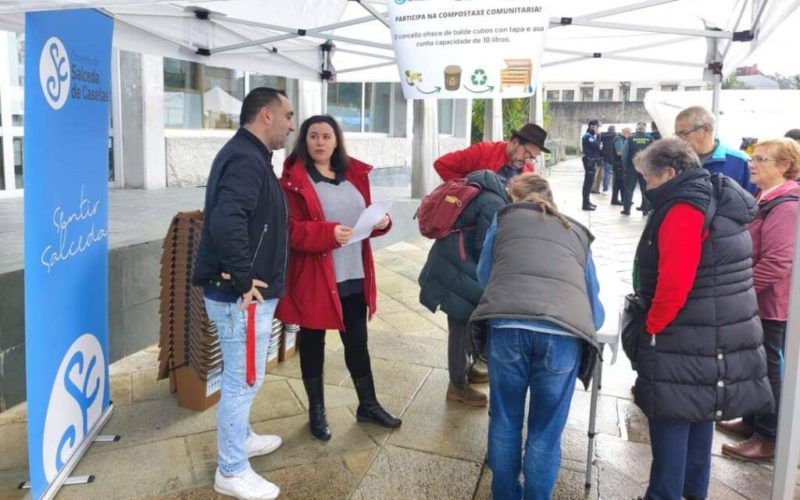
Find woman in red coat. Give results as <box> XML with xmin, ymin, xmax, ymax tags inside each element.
<box><xmin>276</xmin><ymin>115</ymin><xmax>401</xmax><ymax>440</ymax></box>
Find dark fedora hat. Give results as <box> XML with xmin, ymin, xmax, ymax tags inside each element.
<box><xmin>510</xmin><ymin>123</ymin><xmax>550</xmax><ymax>153</ymax></box>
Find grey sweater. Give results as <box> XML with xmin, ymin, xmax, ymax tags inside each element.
<box><xmin>308</xmin><ymin>170</ymin><xmax>365</xmax><ymax>284</ymax></box>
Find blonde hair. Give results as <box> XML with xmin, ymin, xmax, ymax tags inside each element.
<box><xmin>506</xmin><ymin>173</ymin><xmax>571</xmax><ymax>229</ymax></box>
<box><xmin>754</xmin><ymin>138</ymin><xmax>800</xmax><ymax>180</ymax></box>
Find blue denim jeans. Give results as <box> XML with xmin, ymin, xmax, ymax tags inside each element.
<box><xmin>487</xmin><ymin>328</ymin><xmax>582</xmax><ymax>500</ymax></box>
<box><xmin>204</xmin><ymin>297</ymin><xmax>278</xmax><ymax>475</ymax></box>
<box><xmin>646</xmin><ymin>419</ymin><xmax>713</xmax><ymax>500</ymax></box>
<box><xmin>602</xmin><ymin>161</ymin><xmax>613</xmax><ymax>192</ymax></box>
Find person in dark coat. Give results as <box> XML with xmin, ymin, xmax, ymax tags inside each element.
<box><xmin>193</xmin><ymin>87</ymin><xmax>294</xmax><ymax>500</ymax></box>
<box><xmin>611</xmin><ymin>127</ymin><xmax>630</xmax><ymax>205</ymax></box>
<box><xmin>621</xmin><ymin>122</ymin><xmax>652</xmax><ymax>215</ymax></box>
<box><xmin>276</xmin><ymin>115</ymin><xmax>400</xmax><ymax>442</ymax></box>
<box><xmin>629</xmin><ymin>137</ymin><xmax>772</xmax><ymax>500</ymax></box>
<box><xmin>580</xmin><ymin>119</ymin><xmax>601</xmax><ymax>211</ymax></box>
<box><xmin>597</xmin><ymin>125</ymin><xmax>617</xmax><ymax>194</ymax></box>
<box><xmin>419</xmin><ymin>170</ymin><xmax>510</xmax><ymax>406</ymax></box>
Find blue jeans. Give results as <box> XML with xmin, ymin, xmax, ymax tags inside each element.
<box><xmin>602</xmin><ymin>161</ymin><xmax>613</xmax><ymax>192</ymax></box>
<box><xmin>646</xmin><ymin>419</ymin><xmax>713</xmax><ymax>500</ymax></box>
<box><xmin>204</xmin><ymin>297</ymin><xmax>278</xmax><ymax>475</ymax></box>
<box><xmin>487</xmin><ymin>328</ymin><xmax>582</xmax><ymax>500</ymax></box>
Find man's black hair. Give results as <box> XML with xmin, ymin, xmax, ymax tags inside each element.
<box><xmin>239</xmin><ymin>87</ymin><xmax>287</xmax><ymax>127</ymax></box>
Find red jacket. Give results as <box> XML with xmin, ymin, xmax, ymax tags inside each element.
<box><xmin>645</xmin><ymin>203</ymin><xmax>705</xmax><ymax>334</ymax></box>
<box><xmin>433</xmin><ymin>141</ymin><xmax>534</xmax><ymax>181</ymax></box>
<box><xmin>749</xmin><ymin>180</ymin><xmax>800</xmax><ymax>321</ymax></box>
<box><xmin>275</xmin><ymin>155</ymin><xmax>390</xmax><ymax>331</ymax></box>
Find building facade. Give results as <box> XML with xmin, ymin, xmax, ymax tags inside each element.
<box><xmin>0</xmin><ymin>31</ymin><xmax>471</xmax><ymax>198</ymax></box>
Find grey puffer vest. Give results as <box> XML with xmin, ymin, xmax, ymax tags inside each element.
<box><xmin>470</xmin><ymin>203</ymin><xmax>600</xmax><ymax>387</ymax></box>
<box><xmin>633</xmin><ymin>170</ymin><xmax>772</xmax><ymax>422</ymax></box>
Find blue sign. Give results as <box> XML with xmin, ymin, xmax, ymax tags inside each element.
<box><xmin>24</xmin><ymin>9</ymin><xmax>113</xmax><ymax>499</ymax></box>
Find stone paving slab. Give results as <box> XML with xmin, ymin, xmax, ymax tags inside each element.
<box><xmin>353</xmin><ymin>445</ymin><xmax>481</xmax><ymax>500</ymax></box>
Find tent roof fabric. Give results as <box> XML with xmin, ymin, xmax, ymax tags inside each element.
<box><xmin>0</xmin><ymin>0</ymin><xmax>797</xmax><ymax>84</ymax></box>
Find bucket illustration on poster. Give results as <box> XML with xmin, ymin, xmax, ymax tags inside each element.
<box><xmin>444</xmin><ymin>65</ymin><xmax>462</xmax><ymax>91</ymax></box>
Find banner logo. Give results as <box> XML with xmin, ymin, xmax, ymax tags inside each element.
<box><xmin>39</xmin><ymin>36</ymin><xmax>70</xmax><ymax>110</ymax></box>
<box><xmin>41</xmin><ymin>333</ymin><xmax>106</xmax><ymax>482</ymax></box>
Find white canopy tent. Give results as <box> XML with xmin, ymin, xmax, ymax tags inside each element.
<box><xmin>645</xmin><ymin>89</ymin><xmax>800</xmax><ymax>146</ymax></box>
<box><xmin>1</xmin><ymin>1</ymin><xmax>799</xmax><ymax>497</ymax></box>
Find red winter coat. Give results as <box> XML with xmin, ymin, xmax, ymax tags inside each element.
<box><xmin>275</xmin><ymin>155</ymin><xmax>390</xmax><ymax>331</ymax></box>
<box><xmin>433</xmin><ymin>141</ymin><xmax>534</xmax><ymax>181</ymax></box>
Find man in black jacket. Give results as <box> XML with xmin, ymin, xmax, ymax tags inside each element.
<box><xmin>193</xmin><ymin>87</ymin><xmax>294</xmax><ymax>500</ymax></box>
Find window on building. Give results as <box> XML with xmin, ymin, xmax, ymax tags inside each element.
<box><xmin>327</xmin><ymin>82</ymin><xmax>398</xmax><ymax>134</ymax></box>
<box><xmin>580</xmin><ymin>87</ymin><xmax>594</xmax><ymax>101</ymax></box>
<box><xmin>685</xmin><ymin>86</ymin><xmax>702</xmax><ymax>91</ymax></box>
<box><xmin>598</xmin><ymin>89</ymin><xmax>614</xmax><ymax>101</ymax></box>
<box><xmin>163</xmin><ymin>58</ymin><xmax>245</xmax><ymax>129</ymax></box>
<box><xmin>365</xmin><ymin>82</ymin><xmax>391</xmax><ymax>133</ymax></box>
<box><xmin>13</xmin><ymin>137</ymin><xmax>22</xmax><ymax>189</ymax></box>
<box><xmin>108</xmin><ymin>136</ymin><xmax>115</xmax><ymax>183</ymax></box>
<box><xmin>6</xmin><ymin>32</ymin><xmax>24</xmax><ymax>87</ymax></box>
<box><xmin>636</xmin><ymin>87</ymin><xmax>652</xmax><ymax>101</ymax></box>
<box><xmin>327</xmin><ymin>82</ymin><xmax>363</xmax><ymax>133</ymax></box>
<box><xmin>546</xmin><ymin>90</ymin><xmax>560</xmax><ymax>102</ymax></box>
<box><xmin>562</xmin><ymin>90</ymin><xmax>575</xmax><ymax>102</ymax></box>
<box><xmin>661</xmin><ymin>84</ymin><xmax>678</xmax><ymax>92</ymax></box>
<box><xmin>438</xmin><ymin>99</ymin><xmax>454</xmax><ymax>135</ymax></box>
<box><xmin>0</xmin><ymin>140</ymin><xmax>4</xmax><ymax>190</ymax></box>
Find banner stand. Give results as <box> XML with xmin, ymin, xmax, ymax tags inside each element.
<box><xmin>18</xmin><ymin>405</ymin><xmax>116</xmax><ymax>498</ymax></box>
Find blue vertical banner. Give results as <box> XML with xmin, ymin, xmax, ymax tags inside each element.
<box><xmin>24</xmin><ymin>9</ymin><xmax>113</xmax><ymax>500</ymax></box>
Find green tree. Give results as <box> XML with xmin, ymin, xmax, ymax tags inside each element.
<box><xmin>470</xmin><ymin>97</ymin><xmax>551</xmax><ymax>144</ymax></box>
<box><xmin>722</xmin><ymin>73</ymin><xmax>752</xmax><ymax>89</ymax></box>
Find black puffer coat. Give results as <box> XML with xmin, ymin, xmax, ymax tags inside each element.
<box><xmin>418</xmin><ymin>170</ymin><xmax>510</xmax><ymax>324</ymax></box>
<box><xmin>633</xmin><ymin>169</ymin><xmax>773</xmax><ymax>422</ymax></box>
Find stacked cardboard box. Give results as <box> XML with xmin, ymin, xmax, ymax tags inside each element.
<box><xmin>267</xmin><ymin>319</ymin><xmax>282</xmax><ymax>373</ymax></box>
<box><xmin>157</xmin><ymin>211</ymin><xmax>222</xmax><ymax>411</ymax></box>
<box><xmin>280</xmin><ymin>324</ymin><xmax>299</xmax><ymax>361</ymax></box>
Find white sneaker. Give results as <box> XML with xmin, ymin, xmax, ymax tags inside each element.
<box><xmin>214</xmin><ymin>467</ymin><xmax>280</xmax><ymax>500</ymax></box>
<box><xmin>246</xmin><ymin>433</ymin><xmax>282</xmax><ymax>458</ymax></box>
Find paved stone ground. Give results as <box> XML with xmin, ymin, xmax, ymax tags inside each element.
<box><xmin>1</xmin><ymin>158</ymin><xmax>798</xmax><ymax>499</ymax></box>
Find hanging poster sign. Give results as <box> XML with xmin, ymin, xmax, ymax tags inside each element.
<box><xmin>24</xmin><ymin>8</ymin><xmax>114</xmax><ymax>500</ymax></box>
<box><xmin>386</xmin><ymin>0</ymin><xmax>551</xmax><ymax>99</ymax></box>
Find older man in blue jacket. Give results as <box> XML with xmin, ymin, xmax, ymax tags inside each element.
<box><xmin>674</xmin><ymin>106</ymin><xmax>754</xmax><ymax>192</ymax></box>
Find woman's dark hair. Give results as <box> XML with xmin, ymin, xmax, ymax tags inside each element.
<box><xmin>634</xmin><ymin>137</ymin><xmax>700</xmax><ymax>176</ymax></box>
<box><xmin>291</xmin><ymin>115</ymin><xmax>350</xmax><ymax>173</ymax></box>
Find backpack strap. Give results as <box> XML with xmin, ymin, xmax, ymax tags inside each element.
<box><xmin>758</xmin><ymin>194</ymin><xmax>800</xmax><ymax>219</ymax></box>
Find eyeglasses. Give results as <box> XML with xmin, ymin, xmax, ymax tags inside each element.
<box><xmin>749</xmin><ymin>156</ymin><xmax>780</xmax><ymax>164</ymax></box>
<box><xmin>517</xmin><ymin>145</ymin><xmax>539</xmax><ymax>161</ymax></box>
<box><xmin>674</xmin><ymin>125</ymin><xmax>704</xmax><ymax>138</ymax></box>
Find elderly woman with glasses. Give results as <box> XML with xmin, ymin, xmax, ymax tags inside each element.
<box><xmin>629</xmin><ymin>137</ymin><xmax>772</xmax><ymax>499</ymax></box>
<box><xmin>717</xmin><ymin>138</ymin><xmax>800</xmax><ymax>462</ymax></box>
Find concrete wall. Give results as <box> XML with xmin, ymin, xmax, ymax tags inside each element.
<box><xmin>548</xmin><ymin>101</ymin><xmax>651</xmax><ymax>150</ymax></box>
<box><xmin>0</xmin><ymin>243</ymin><xmax>162</xmax><ymax>411</ymax></box>
<box><xmin>164</xmin><ymin>134</ymin><xmax>468</xmax><ymax>188</ymax></box>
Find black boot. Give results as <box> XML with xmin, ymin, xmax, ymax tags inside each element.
<box><xmin>302</xmin><ymin>377</ymin><xmax>331</xmax><ymax>441</ymax></box>
<box><xmin>353</xmin><ymin>374</ymin><xmax>402</xmax><ymax>428</ymax></box>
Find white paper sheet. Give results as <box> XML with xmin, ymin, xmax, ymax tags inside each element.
<box><xmin>347</xmin><ymin>200</ymin><xmax>394</xmax><ymax>245</ymax></box>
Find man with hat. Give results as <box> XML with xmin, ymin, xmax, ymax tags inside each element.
<box><xmin>434</xmin><ymin>123</ymin><xmax>550</xmax><ymax>185</ymax></box>
<box><xmin>581</xmin><ymin>119</ymin><xmax>602</xmax><ymax>211</ymax></box>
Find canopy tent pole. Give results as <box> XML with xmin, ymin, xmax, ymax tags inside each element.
<box><xmin>411</xmin><ymin>100</ymin><xmax>439</xmax><ymax>198</ymax></box>
<box><xmin>771</xmin><ymin>215</ymin><xmax>800</xmax><ymax>499</ymax></box>
<box><xmin>320</xmin><ymin>41</ymin><xmax>333</xmax><ymax>114</ymax></box>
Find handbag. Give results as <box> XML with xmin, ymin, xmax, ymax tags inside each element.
<box><xmin>620</xmin><ymin>293</ymin><xmax>649</xmax><ymax>369</ymax></box>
